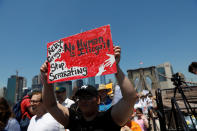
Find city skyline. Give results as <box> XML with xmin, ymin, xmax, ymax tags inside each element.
<box><xmin>2</xmin><ymin>61</ymin><xmax>195</xmax><ymax>89</ymax></box>
<box><xmin>0</xmin><ymin>0</ymin><xmax>197</xmax><ymax>88</ymax></box>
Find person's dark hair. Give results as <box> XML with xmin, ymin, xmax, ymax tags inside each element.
<box><xmin>27</xmin><ymin>91</ymin><xmax>33</xmax><ymax>98</ymax></box>
<box><xmin>0</xmin><ymin>97</ymin><xmax>12</xmax><ymax>130</ymax></box>
<box><xmin>136</xmin><ymin>108</ymin><xmax>143</xmax><ymax>114</ymax></box>
<box><xmin>188</xmin><ymin>62</ymin><xmax>197</xmax><ymax>74</ymax></box>
<box><xmin>31</xmin><ymin>88</ymin><xmax>42</xmax><ymax>101</ymax></box>
<box><xmin>32</xmin><ymin>88</ymin><xmax>42</xmax><ymax>95</ymax></box>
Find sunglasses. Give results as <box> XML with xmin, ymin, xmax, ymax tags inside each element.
<box><xmin>30</xmin><ymin>99</ymin><xmax>42</xmax><ymax>104</ymax></box>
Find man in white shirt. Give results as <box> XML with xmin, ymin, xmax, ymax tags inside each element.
<box><xmin>55</xmin><ymin>86</ymin><xmax>75</xmax><ymax>107</ymax></box>
<box><xmin>40</xmin><ymin>46</ymin><xmax>138</xmax><ymax>131</ymax></box>
<box><xmin>27</xmin><ymin>89</ymin><xmax>59</xmax><ymax>131</ymax></box>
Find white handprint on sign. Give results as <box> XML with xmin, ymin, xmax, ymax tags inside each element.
<box><xmin>104</xmin><ymin>54</ymin><xmax>115</xmax><ymax>67</ymax></box>
<box><xmin>96</xmin><ymin>63</ymin><xmax>106</xmax><ymax>76</ymax></box>
<box><xmin>95</xmin><ymin>54</ymin><xmax>115</xmax><ymax>76</ymax></box>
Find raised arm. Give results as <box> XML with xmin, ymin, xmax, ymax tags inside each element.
<box><xmin>111</xmin><ymin>46</ymin><xmax>137</xmax><ymax>126</ymax></box>
<box><xmin>40</xmin><ymin>62</ymin><xmax>69</xmax><ymax>128</ymax></box>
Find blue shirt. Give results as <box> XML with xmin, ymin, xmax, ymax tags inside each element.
<box><xmin>99</xmin><ymin>98</ymin><xmax>112</xmax><ymax>111</ymax></box>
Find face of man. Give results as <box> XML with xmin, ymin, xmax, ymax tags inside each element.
<box><xmin>98</xmin><ymin>89</ymin><xmax>108</xmax><ymax>102</ymax></box>
<box><xmin>55</xmin><ymin>91</ymin><xmax>67</xmax><ymax>104</ymax></box>
<box><xmin>77</xmin><ymin>95</ymin><xmax>100</xmax><ymax>117</ymax></box>
<box><xmin>30</xmin><ymin>93</ymin><xmax>43</xmax><ymax>115</ymax></box>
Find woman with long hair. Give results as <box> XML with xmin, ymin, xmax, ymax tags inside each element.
<box><xmin>0</xmin><ymin>97</ymin><xmax>20</xmax><ymax>131</ymax></box>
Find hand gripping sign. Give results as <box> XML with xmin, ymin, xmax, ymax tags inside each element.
<box><xmin>47</xmin><ymin>25</ymin><xmax>117</xmax><ymax>83</ymax></box>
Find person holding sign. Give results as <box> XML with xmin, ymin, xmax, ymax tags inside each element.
<box><xmin>40</xmin><ymin>46</ymin><xmax>137</xmax><ymax>131</ymax></box>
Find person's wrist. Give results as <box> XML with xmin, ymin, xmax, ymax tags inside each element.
<box><xmin>115</xmin><ymin>65</ymin><xmax>120</xmax><ymax>74</ymax></box>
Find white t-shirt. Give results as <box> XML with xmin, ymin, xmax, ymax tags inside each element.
<box><xmin>27</xmin><ymin>113</ymin><xmax>59</xmax><ymax>131</ymax></box>
<box><xmin>146</xmin><ymin>96</ymin><xmax>153</xmax><ymax>107</ymax></box>
<box><xmin>62</xmin><ymin>98</ymin><xmax>75</xmax><ymax>107</ymax></box>
<box><xmin>4</xmin><ymin>118</ymin><xmax>20</xmax><ymax>131</ymax></box>
<box><xmin>111</xmin><ymin>85</ymin><xmax>122</xmax><ymax>106</ymax></box>
<box><xmin>139</xmin><ymin>98</ymin><xmax>148</xmax><ymax>114</ymax></box>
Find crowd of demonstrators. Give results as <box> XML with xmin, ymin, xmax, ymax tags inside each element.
<box><xmin>5</xmin><ymin>86</ymin><xmax>74</xmax><ymax>131</ymax></box>
<box><xmin>0</xmin><ymin>97</ymin><xmax>21</xmax><ymax>131</ymax></box>
<box><xmin>135</xmin><ymin>91</ymin><xmax>157</xmax><ymax>130</ymax></box>
<box><xmin>134</xmin><ymin>90</ymin><xmax>156</xmax><ymax>116</ymax></box>
<box><xmin>40</xmin><ymin>46</ymin><xmax>138</xmax><ymax>131</ymax></box>
<box><xmin>1</xmin><ymin>52</ymin><xmax>195</xmax><ymax>131</ymax></box>
<box><xmin>27</xmin><ymin>89</ymin><xmax>59</xmax><ymax>131</ymax></box>
<box><xmin>112</xmin><ymin>86</ymin><xmax>157</xmax><ymax>131</ymax></box>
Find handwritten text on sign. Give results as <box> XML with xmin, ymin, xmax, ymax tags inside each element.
<box><xmin>47</xmin><ymin>25</ymin><xmax>117</xmax><ymax>83</ymax></box>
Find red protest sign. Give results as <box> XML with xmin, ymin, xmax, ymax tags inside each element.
<box><xmin>47</xmin><ymin>25</ymin><xmax>117</xmax><ymax>83</ymax></box>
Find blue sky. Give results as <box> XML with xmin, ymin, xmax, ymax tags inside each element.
<box><xmin>0</xmin><ymin>0</ymin><xmax>197</xmax><ymax>88</ymax></box>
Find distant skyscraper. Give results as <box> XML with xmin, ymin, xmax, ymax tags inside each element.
<box><xmin>32</xmin><ymin>74</ymin><xmax>42</xmax><ymax>90</ymax></box>
<box><xmin>88</xmin><ymin>77</ymin><xmax>95</xmax><ymax>87</ymax></box>
<box><xmin>5</xmin><ymin>75</ymin><xmax>26</xmax><ymax>105</ymax></box>
<box><xmin>100</xmin><ymin>75</ymin><xmax>106</xmax><ymax>84</ymax></box>
<box><xmin>18</xmin><ymin>77</ymin><xmax>27</xmax><ymax>101</ymax></box>
<box><xmin>0</xmin><ymin>87</ymin><xmax>6</xmax><ymax>97</ymax></box>
<box><xmin>5</xmin><ymin>76</ymin><xmax>16</xmax><ymax>105</ymax></box>
<box><xmin>55</xmin><ymin>81</ymin><xmax>72</xmax><ymax>98</ymax></box>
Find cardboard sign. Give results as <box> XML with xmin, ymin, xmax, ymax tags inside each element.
<box><xmin>47</xmin><ymin>25</ymin><xmax>117</xmax><ymax>83</ymax></box>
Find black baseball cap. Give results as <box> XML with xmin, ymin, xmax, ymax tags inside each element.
<box><xmin>75</xmin><ymin>85</ymin><xmax>98</xmax><ymax>98</ymax></box>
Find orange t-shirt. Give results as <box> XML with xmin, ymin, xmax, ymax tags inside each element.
<box><xmin>126</xmin><ymin>120</ymin><xmax>142</xmax><ymax>131</ymax></box>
